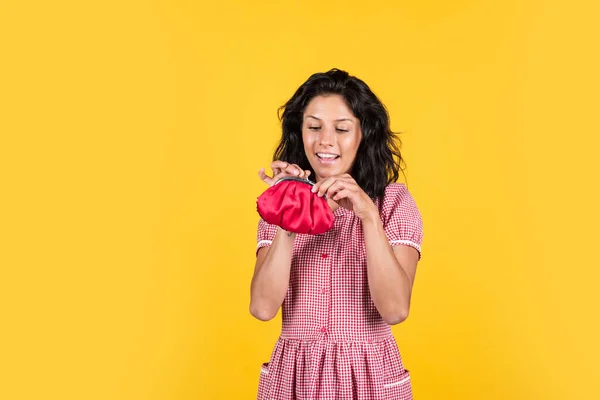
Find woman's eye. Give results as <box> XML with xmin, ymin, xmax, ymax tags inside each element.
<box><xmin>308</xmin><ymin>126</ymin><xmax>321</xmax><ymax>131</ymax></box>
<box><xmin>336</xmin><ymin>128</ymin><xmax>349</xmax><ymax>133</ymax></box>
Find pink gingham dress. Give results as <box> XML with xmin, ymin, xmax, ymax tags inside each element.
<box><xmin>255</xmin><ymin>183</ymin><xmax>423</xmax><ymax>400</ymax></box>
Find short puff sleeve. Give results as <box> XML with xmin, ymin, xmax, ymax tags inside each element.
<box><xmin>256</xmin><ymin>218</ymin><xmax>278</xmax><ymax>256</ymax></box>
<box><xmin>380</xmin><ymin>183</ymin><xmax>424</xmax><ymax>259</ymax></box>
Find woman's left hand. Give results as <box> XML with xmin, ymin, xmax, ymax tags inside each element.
<box><xmin>311</xmin><ymin>174</ymin><xmax>378</xmax><ymax>221</ymax></box>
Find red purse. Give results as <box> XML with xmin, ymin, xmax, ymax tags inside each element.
<box><xmin>256</xmin><ymin>176</ymin><xmax>335</xmax><ymax>235</ymax></box>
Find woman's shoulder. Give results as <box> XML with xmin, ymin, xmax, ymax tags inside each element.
<box><xmin>378</xmin><ymin>183</ymin><xmax>419</xmax><ymax>216</ymax></box>
<box><xmin>381</xmin><ymin>182</ymin><xmax>411</xmax><ymax>204</ymax></box>
<box><xmin>383</xmin><ymin>182</ymin><xmax>409</xmax><ymax>195</ymax></box>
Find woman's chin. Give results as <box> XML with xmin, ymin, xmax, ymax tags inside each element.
<box><xmin>314</xmin><ymin>170</ymin><xmax>341</xmax><ymax>182</ymax></box>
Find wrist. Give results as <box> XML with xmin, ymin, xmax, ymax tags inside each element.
<box><xmin>277</xmin><ymin>227</ymin><xmax>296</xmax><ymax>239</ymax></box>
<box><xmin>358</xmin><ymin>204</ymin><xmax>380</xmax><ymax>224</ymax></box>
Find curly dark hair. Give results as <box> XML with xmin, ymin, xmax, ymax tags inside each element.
<box><xmin>274</xmin><ymin>68</ymin><xmax>405</xmax><ymax>199</ymax></box>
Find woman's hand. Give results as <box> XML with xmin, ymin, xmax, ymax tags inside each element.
<box><xmin>258</xmin><ymin>161</ymin><xmax>311</xmax><ymax>187</ymax></box>
<box><xmin>311</xmin><ymin>174</ymin><xmax>378</xmax><ymax>221</ymax></box>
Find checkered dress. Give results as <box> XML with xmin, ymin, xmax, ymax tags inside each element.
<box><xmin>255</xmin><ymin>183</ymin><xmax>423</xmax><ymax>400</ymax></box>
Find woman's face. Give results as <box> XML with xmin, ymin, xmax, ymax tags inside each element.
<box><xmin>302</xmin><ymin>95</ymin><xmax>362</xmax><ymax>182</ymax></box>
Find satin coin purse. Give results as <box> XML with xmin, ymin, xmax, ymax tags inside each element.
<box><xmin>256</xmin><ymin>176</ymin><xmax>334</xmax><ymax>235</ymax></box>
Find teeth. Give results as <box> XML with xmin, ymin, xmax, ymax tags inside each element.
<box><xmin>317</xmin><ymin>153</ymin><xmax>338</xmax><ymax>159</ymax></box>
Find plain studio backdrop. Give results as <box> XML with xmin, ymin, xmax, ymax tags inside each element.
<box><xmin>1</xmin><ymin>1</ymin><xmax>599</xmax><ymax>399</ymax></box>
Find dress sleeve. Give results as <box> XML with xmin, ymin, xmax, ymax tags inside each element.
<box><xmin>381</xmin><ymin>184</ymin><xmax>424</xmax><ymax>259</ymax></box>
<box><xmin>256</xmin><ymin>217</ymin><xmax>278</xmax><ymax>255</ymax></box>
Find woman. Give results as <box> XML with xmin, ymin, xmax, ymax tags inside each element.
<box><xmin>250</xmin><ymin>69</ymin><xmax>423</xmax><ymax>400</ymax></box>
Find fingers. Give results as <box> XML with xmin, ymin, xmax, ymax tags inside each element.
<box><xmin>312</xmin><ymin>177</ymin><xmax>333</xmax><ymax>197</ymax></box>
<box><xmin>283</xmin><ymin>164</ymin><xmax>307</xmax><ymax>178</ymax></box>
<box><xmin>258</xmin><ymin>168</ymin><xmax>274</xmax><ymax>186</ymax></box>
<box><xmin>271</xmin><ymin>161</ymin><xmax>310</xmax><ymax>178</ymax></box>
<box><xmin>312</xmin><ymin>175</ymin><xmax>356</xmax><ymax>198</ymax></box>
<box><xmin>331</xmin><ymin>188</ymin><xmax>353</xmax><ymax>202</ymax></box>
<box><xmin>312</xmin><ymin>176</ymin><xmax>343</xmax><ymax>197</ymax></box>
<box><xmin>271</xmin><ymin>161</ymin><xmax>301</xmax><ymax>176</ymax></box>
<box><xmin>270</xmin><ymin>160</ymin><xmax>288</xmax><ymax>176</ymax></box>
<box><xmin>262</xmin><ymin>161</ymin><xmax>312</xmax><ymax>187</ymax></box>
<box><xmin>258</xmin><ymin>168</ymin><xmax>268</xmax><ymax>181</ymax></box>
<box><xmin>326</xmin><ymin>180</ymin><xmax>348</xmax><ymax>200</ymax></box>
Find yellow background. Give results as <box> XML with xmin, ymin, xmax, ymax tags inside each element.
<box><xmin>1</xmin><ymin>0</ymin><xmax>599</xmax><ymax>399</ymax></box>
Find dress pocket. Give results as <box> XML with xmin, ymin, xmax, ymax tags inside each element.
<box><xmin>256</xmin><ymin>362</ymin><xmax>270</xmax><ymax>400</ymax></box>
<box><xmin>382</xmin><ymin>369</ymin><xmax>413</xmax><ymax>399</ymax></box>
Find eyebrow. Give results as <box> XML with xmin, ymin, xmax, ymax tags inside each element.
<box><xmin>306</xmin><ymin>115</ymin><xmax>354</xmax><ymax>122</ymax></box>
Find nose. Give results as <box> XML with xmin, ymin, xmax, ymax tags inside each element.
<box><xmin>318</xmin><ymin>125</ymin><xmax>336</xmax><ymax>147</ymax></box>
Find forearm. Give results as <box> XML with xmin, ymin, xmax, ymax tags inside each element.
<box><xmin>362</xmin><ymin>213</ymin><xmax>412</xmax><ymax>325</ymax></box>
<box><xmin>250</xmin><ymin>228</ymin><xmax>295</xmax><ymax>321</ymax></box>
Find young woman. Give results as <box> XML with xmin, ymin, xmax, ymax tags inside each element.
<box><xmin>250</xmin><ymin>69</ymin><xmax>423</xmax><ymax>400</ymax></box>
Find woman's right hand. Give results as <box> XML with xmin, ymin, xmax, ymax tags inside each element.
<box><xmin>258</xmin><ymin>161</ymin><xmax>311</xmax><ymax>187</ymax></box>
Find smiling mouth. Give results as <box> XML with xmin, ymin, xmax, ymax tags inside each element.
<box><xmin>316</xmin><ymin>153</ymin><xmax>340</xmax><ymax>161</ymax></box>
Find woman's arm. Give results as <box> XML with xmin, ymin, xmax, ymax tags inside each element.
<box><xmin>249</xmin><ymin>228</ymin><xmax>296</xmax><ymax>321</ymax></box>
<box><xmin>250</xmin><ymin>161</ymin><xmax>310</xmax><ymax>321</ymax></box>
<box><xmin>361</xmin><ymin>212</ymin><xmax>420</xmax><ymax>325</ymax></box>
<box><xmin>312</xmin><ymin>174</ymin><xmax>420</xmax><ymax>326</ymax></box>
